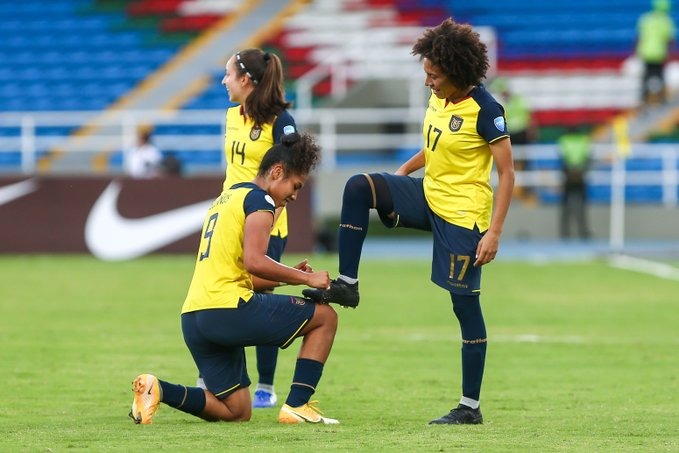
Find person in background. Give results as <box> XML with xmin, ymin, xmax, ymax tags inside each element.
<box><xmin>126</xmin><ymin>126</ymin><xmax>163</xmax><ymax>178</ymax></box>
<box><xmin>636</xmin><ymin>0</ymin><xmax>676</xmax><ymax>105</ymax></box>
<box><xmin>558</xmin><ymin>128</ymin><xmax>592</xmax><ymax>240</ymax></box>
<box><xmin>491</xmin><ymin>77</ymin><xmax>537</xmax><ymax>202</ymax></box>
<box><xmin>160</xmin><ymin>151</ymin><xmax>183</xmax><ymax>176</ymax></box>
<box><xmin>129</xmin><ymin>132</ymin><xmax>341</xmax><ymax>426</ymax></box>
<box><xmin>304</xmin><ymin>18</ymin><xmax>515</xmax><ymax>425</ymax></box>
<box><xmin>194</xmin><ymin>47</ymin><xmax>297</xmax><ymax>409</ymax></box>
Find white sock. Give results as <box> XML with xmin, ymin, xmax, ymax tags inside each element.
<box><xmin>460</xmin><ymin>396</ymin><xmax>479</xmax><ymax>409</ymax></box>
<box><xmin>256</xmin><ymin>384</ymin><xmax>274</xmax><ymax>394</ymax></box>
<box><xmin>338</xmin><ymin>275</ymin><xmax>358</xmax><ymax>285</ymax></box>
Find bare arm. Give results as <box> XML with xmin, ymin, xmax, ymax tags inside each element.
<box><xmin>251</xmin><ymin>259</ymin><xmax>314</xmax><ymax>291</ymax></box>
<box><xmin>243</xmin><ymin>211</ymin><xmax>330</xmax><ymax>289</ymax></box>
<box><xmin>474</xmin><ymin>137</ymin><xmax>515</xmax><ymax>267</ymax></box>
<box><xmin>395</xmin><ymin>149</ymin><xmax>425</xmax><ymax>176</ymax></box>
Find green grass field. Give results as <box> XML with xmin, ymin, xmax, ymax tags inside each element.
<box><xmin>1</xmin><ymin>254</ymin><xmax>677</xmax><ymax>452</ymax></box>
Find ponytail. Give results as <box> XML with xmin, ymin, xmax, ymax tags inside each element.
<box><xmin>236</xmin><ymin>48</ymin><xmax>291</xmax><ymax>128</ymax></box>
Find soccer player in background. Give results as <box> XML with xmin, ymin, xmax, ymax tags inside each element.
<box><xmin>304</xmin><ymin>18</ymin><xmax>515</xmax><ymax>425</ymax></box>
<box><xmin>130</xmin><ymin>132</ymin><xmax>341</xmax><ymax>425</ymax></box>
<box><xmin>195</xmin><ymin>48</ymin><xmax>298</xmax><ymax>409</ymax></box>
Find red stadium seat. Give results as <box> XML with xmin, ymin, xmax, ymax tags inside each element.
<box><xmin>161</xmin><ymin>15</ymin><xmax>222</xmax><ymax>33</ymax></box>
<box><xmin>127</xmin><ymin>0</ymin><xmax>183</xmax><ymax>17</ymax></box>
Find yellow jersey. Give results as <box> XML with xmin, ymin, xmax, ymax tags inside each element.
<box><xmin>181</xmin><ymin>183</ymin><xmax>275</xmax><ymax>313</ymax></box>
<box><xmin>422</xmin><ymin>86</ymin><xmax>509</xmax><ymax>232</ymax></box>
<box><xmin>223</xmin><ymin>105</ymin><xmax>296</xmax><ymax>237</ymax></box>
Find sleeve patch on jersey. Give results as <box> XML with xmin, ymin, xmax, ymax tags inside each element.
<box><xmin>264</xmin><ymin>194</ymin><xmax>275</xmax><ymax>208</ymax></box>
<box><xmin>283</xmin><ymin>125</ymin><xmax>296</xmax><ymax>135</ymax></box>
<box><xmin>494</xmin><ymin>116</ymin><xmax>506</xmax><ymax>132</ymax></box>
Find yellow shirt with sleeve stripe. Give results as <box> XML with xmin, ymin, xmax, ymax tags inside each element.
<box><xmin>223</xmin><ymin>105</ymin><xmax>296</xmax><ymax>238</ymax></box>
<box><xmin>422</xmin><ymin>86</ymin><xmax>509</xmax><ymax>232</ymax></box>
<box><xmin>181</xmin><ymin>183</ymin><xmax>275</xmax><ymax>313</ymax></box>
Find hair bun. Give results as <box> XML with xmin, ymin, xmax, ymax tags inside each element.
<box><xmin>281</xmin><ymin>131</ymin><xmax>300</xmax><ymax>146</ymax></box>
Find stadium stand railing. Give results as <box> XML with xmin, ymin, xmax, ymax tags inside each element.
<box><xmin>1</xmin><ymin>109</ymin><xmax>678</xmax><ymax>208</ymax></box>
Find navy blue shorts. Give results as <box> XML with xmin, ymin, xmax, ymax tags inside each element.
<box><xmin>378</xmin><ymin>173</ymin><xmax>483</xmax><ymax>295</ymax></box>
<box><xmin>181</xmin><ymin>293</ymin><xmax>315</xmax><ymax>399</ymax></box>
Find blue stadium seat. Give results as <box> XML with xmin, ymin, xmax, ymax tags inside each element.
<box><xmin>0</xmin><ymin>152</ymin><xmax>22</xmax><ymax>165</ymax></box>
<box><xmin>0</xmin><ymin>0</ymin><xmax>178</xmax><ymax>114</ymax></box>
<box><xmin>625</xmin><ymin>158</ymin><xmax>663</xmax><ymax>171</ymax></box>
<box><xmin>175</xmin><ymin>150</ymin><xmax>222</xmax><ymax>165</ymax></box>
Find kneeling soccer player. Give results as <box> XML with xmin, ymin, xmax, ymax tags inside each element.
<box><xmin>129</xmin><ymin>132</ymin><xmax>340</xmax><ymax>425</ymax></box>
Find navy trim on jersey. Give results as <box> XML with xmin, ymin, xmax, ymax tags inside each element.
<box><xmin>272</xmin><ymin>110</ymin><xmax>296</xmax><ymax>143</ymax></box>
<box><xmin>243</xmin><ymin>188</ymin><xmax>275</xmax><ymax>217</ymax></box>
<box><xmin>471</xmin><ymin>85</ymin><xmax>510</xmax><ymax>143</ymax></box>
<box><xmin>229</xmin><ymin>182</ymin><xmax>275</xmax><ymax>217</ymax></box>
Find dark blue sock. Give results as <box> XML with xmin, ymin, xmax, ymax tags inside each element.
<box><xmin>158</xmin><ymin>379</ymin><xmax>206</xmax><ymax>416</ymax></box>
<box><xmin>284</xmin><ymin>358</ymin><xmax>324</xmax><ymax>407</ymax></box>
<box><xmin>256</xmin><ymin>345</ymin><xmax>278</xmax><ymax>386</ymax></box>
<box><xmin>450</xmin><ymin>294</ymin><xmax>487</xmax><ymax>401</ymax></box>
<box><xmin>338</xmin><ymin>174</ymin><xmax>372</xmax><ymax>278</ymax></box>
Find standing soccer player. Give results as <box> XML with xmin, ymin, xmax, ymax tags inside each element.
<box><xmin>195</xmin><ymin>48</ymin><xmax>297</xmax><ymax>409</ymax></box>
<box><xmin>130</xmin><ymin>132</ymin><xmax>340</xmax><ymax>425</ymax></box>
<box><xmin>305</xmin><ymin>18</ymin><xmax>515</xmax><ymax>424</ymax></box>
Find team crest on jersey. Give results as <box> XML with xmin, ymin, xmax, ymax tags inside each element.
<box><xmin>250</xmin><ymin>126</ymin><xmax>262</xmax><ymax>141</ymax></box>
<box><xmin>449</xmin><ymin>115</ymin><xmax>463</xmax><ymax>132</ymax></box>
<box><xmin>290</xmin><ymin>296</ymin><xmax>306</xmax><ymax>306</ymax></box>
<box><xmin>494</xmin><ymin>116</ymin><xmax>506</xmax><ymax>132</ymax></box>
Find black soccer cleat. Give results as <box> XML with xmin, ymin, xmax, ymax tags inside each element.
<box><xmin>428</xmin><ymin>404</ymin><xmax>483</xmax><ymax>425</ymax></box>
<box><xmin>302</xmin><ymin>279</ymin><xmax>359</xmax><ymax>308</ymax></box>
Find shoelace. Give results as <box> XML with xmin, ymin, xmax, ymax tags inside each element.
<box><xmin>305</xmin><ymin>400</ymin><xmax>324</xmax><ymax>415</ymax></box>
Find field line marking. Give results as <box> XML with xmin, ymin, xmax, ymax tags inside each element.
<box><xmin>403</xmin><ymin>333</ymin><xmax>679</xmax><ymax>345</ymax></box>
<box><xmin>608</xmin><ymin>254</ymin><xmax>679</xmax><ymax>282</ymax></box>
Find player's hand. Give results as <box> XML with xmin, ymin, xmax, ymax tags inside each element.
<box><xmin>474</xmin><ymin>231</ymin><xmax>499</xmax><ymax>267</ymax></box>
<box><xmin>306</xmin><ymin>271</ymin><xmax>330</xmax><ymax>289</ymax></box>
<box><xmin>293</xmin><ymin>259</ymin><xmax>313</xmax><ymax>273</ymax></box>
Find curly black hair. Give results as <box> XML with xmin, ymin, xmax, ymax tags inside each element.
<box><xmin>258</xmin><ymin>131</ymin><xmax>320</xmax><ymax>177</ymax></box>
<box><xmin>411</xmin><ymin>18</ymin><xmax>489</xmax><ymax>88</ymax></box>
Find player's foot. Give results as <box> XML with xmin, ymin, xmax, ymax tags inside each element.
<box><xmin>196</xmin><ymin>376</ymin><xmax>206</xmax><ymax>390</ymax></box>
<box><xmin>129</xmin><ymin>374</ymin><xmax>161</xmax><ymax>425</ymax></box>
<box><xmin>302</xmin><ymin>279</ymin><xmax>359</xmax><ymax>308</ymax></box>
<box><xmin>252</xmin><ymin>389</ymin><xmax>278</xmax><ymax>408</ymax></box>
<box><xmin>278</xmin><ymin>401</ymin><xmax>339</xmax><ymax>424</ymax></box>
<box><xmin>429</xmin><ymin>404</ymin><xmax>483</xmax><ymax>425</ymax></box>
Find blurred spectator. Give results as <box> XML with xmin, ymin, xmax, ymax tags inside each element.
<box><xmin>558</xmin><ymin>129</ymin><xmax>592</xmax><ymax>239</ymax></box>
<box><xmin>490</xmin><ymin>77</ymin><xmax>537</xmax><ymax>202</ymax></box>
<box><xmin>126</xmin><ymin>126</ymin><xmax>162</xmax><ymax>178</ymax></box>
<box><xmin>160</xmin><ymin>151</ymin><xmax>183</xmax><ymax>177</ymax></box>
<box><xmin>636</xmin><ymin>0</ymin><xmax>676</xmax><ymax>106</ymax></box>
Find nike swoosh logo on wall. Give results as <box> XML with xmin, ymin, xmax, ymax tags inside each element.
<box><xmin>0</xmin><ymin>179</ymin><xmax>38</xmax><ymax>206</ymax></box>
<box><xmin>85</xmin><ymin>181</ymin><xmax>213</xmax><ymax>261</ymax></box>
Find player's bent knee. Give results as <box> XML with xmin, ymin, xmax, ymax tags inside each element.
<box><xmin>343</xmin><ymin>174</ymin><xmax>372</xmax><ymax>206</ymax></box>
<box><xmin>220</xmin><ymin>405</ymin><xmax>251</xmax><ymax>422</ymax></box>
<box><xmin>215</xmin><ymin>388</ymin><xmax>252</xmax><ymax>422</ymax></box>
<box><xmin>344</xmin><ymin>173</ymin><xmax>370</xmax><ymax>191</ymax></box>
<box><xmin>315</xmin><ymin>303</ymin><xmax>338</xmax><ymax>330</ymax></box>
